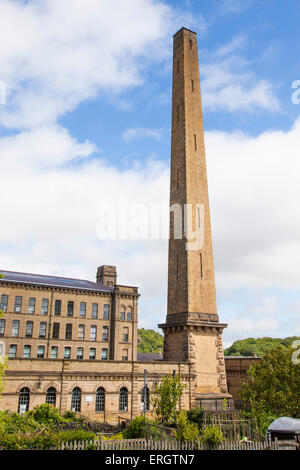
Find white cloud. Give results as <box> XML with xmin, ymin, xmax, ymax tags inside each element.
<box><xmin>122</xmin><ymin>127</ymin><xmax>163</xmax><ymax>142</ymax></box>
<box><xmin>221</xmin><ymin>0</ymin><xmax>254</xmax><ymax>14</ymax></box>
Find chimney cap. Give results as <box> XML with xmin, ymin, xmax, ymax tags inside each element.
<box><xmin>173</xmin><ymin>27</ymin><xmax>197</xmax><ymax>38</ymax></box>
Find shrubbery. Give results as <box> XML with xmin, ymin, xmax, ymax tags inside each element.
<box><xmin>200</xmin><ymin>424</ymin><xmax>224</xmax><ymax>448</ymax></box>
<box><xmin>174</xmin><ymin>411</ymin><xmax>199</xmax><ymax>443</ymax></box>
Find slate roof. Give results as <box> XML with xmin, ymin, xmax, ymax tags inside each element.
<box><xmin>137</xmin><ymin>353</ymin><xmax>163</xmax><ymax>362</ymax></box>
<box><xmin>0</xmin><ymin>269</ymin><xmax>114</xmax><ymax>293</ymax></box>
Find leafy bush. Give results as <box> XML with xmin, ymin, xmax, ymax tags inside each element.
<box><xmin>0</xmin><ymin>431</ymin><xmax>61</xmax><ymax>450</ymax></box>
<box><xmin>101</xmin><ymin>432</ymin><xmax>123</xmax><ymax>441</ymax></box>
<box><xmin>122</xmin><ymin>416</ymin><xmax>150</xmax><ymax>439</ymax></box>
<box><xmin>200</xmin><ymin>425</ymin><xmax>224</xmax><ymax>448</ymax></box>
<box><xmin>0</xmin><ymin>410</ymin><xmax>41</xmax><ymax>434</ymax></box>
<box><xmin>28</xmin><ymin>403</ymin><xmax>66</xmax><ymax>428</ymax></box>
<box><xmin>174</xmin><ymin>411</ymin><xmax>199</xmax><ymax>442</ymax></box>
<box><xmin>187</xmin><ymin>407</ymin><xmax>204</xmax><ymax>431</ymax></box>
<box><xmin>59</xmin><ymin>429</ymin><xmax>97</xmax><ymax>442</ymax></box>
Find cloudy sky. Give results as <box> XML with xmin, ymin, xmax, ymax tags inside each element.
<box><xmin>0</xmin><ymin>0</ymin><xmax>300</xmax><ymax>348</ymax></box>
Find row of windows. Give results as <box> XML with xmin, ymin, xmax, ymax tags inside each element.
<box><xmin>7</xmin><ymin>344</ymin><xmax>129</xmax><ymax>361</ymax></box>
<box><xmin>0</xmin><ymin>294</ymin><xmax>133</xmax><ymax>321</ymax></box>
<box><xmin>0</xmin><ymin>319</ymin><xmax>130</xmax><ymax>343</ymax></box>
<box><xmin>18</xmin><ymin>386</ymin><xmax>150</xmax><ymax>413</ymax></box>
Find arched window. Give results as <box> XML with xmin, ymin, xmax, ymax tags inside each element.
<box><xmin>141</xmin><ymin>386</ymin><xmax>150</xmax><ymax>412</ymax></box>
<box><xmin>95</xmin><ymin>387</ymin><xmax>105</xmax><ymax>412</ymax></box>
<box><xmin>71</xmin><ymin>387</ymin><xmax>81</xmax><ymax>413</ymax></box>
<box><xmin>46</xmin><ymin>387</ymin><xmax>56</xmax><ymax>407</ymax></box>
<box><xmin>119</xmin><ymin>387</ymin><xmax>128</xmax><ymax>411</ymax></box>
<box><xmin>18</xmin><ymin>387</ymin><xmax>30</xmax><ymax>413</ymax></box>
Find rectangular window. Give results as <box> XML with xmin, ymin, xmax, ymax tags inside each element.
<box><xmin>64</xmin><ymin>347</ymin><xmax>71</xmax><ymax>359</ymax></box>
<box><xmin>101</xmin><ymin>348</ymin><xmax>108</xmax><ymax>361</ymax></box>
<box><xmin>65</xmin><ymin>323</ymin><xmax>72</xmax><ymax>340</ymax></box>
<box><xmin>90</xmin><ymin>325</ymin><xmax>97</xmax><ymax>341</ymax></box>
<box><xmin>194</xmin><ymin>134</ymin><xmax>197</xmax><ymax>151</ymax></box>
<box><xmin>54</xmin><ymin>300</ymin><xmax>61</xmax><ymax>316</ymax></box>
<box><xmin>122</xmin><ymin>349</ymin><xmax>128</xmax><ymax>361</ymax></box>
<box><xmin>78</xmin><ymin>324</ymin><xmax>85</xmax><ymax>341</ymax></box>
<box><xmin>200</xmin><ymin>253</ymin><xmax>203</xmax><ymax>279</ymax></box>
<box><xmin>27</xmin><ymin>297</ymin><xmax>36</xmax><ymax>314</ymax></box>
<box><xmin>0</xmin><ymin>319</ymin><xmax>5</xmax><ymax>336</ymax></box>
<box><xmin>39</xmin><ymin>322</ymin><xmax>47</xmax><ymax>338</ymax></box>
<box><xmin>67</xmin><ymin>301</ymin><xmax>74</xmax><ymax>317</ymax></box>
<box><xmin>9</xmin><ymin>344</ymin><xmax>17</xmax><ymax>358</ymax></box>
<box><xmin>191</xmin><ymin>79</ymin><xmax>194</xmax><ymax>92</ymax></box>
<box><xmin>0</xmin><ymin>294</ymin><xmax>8</xmax><ymax>312</ymax></box>
<box><xmin>14</xmin><ymin>296</ymin><xmax>22</xmax><ymax>313</ymax></box>
<box><xmin>37</xmin><ymin>345</ymin><xmax>45</xmax><ymax>359</ymax></box>
<box><xmin>23</xmin><ymin>345</ymin><xmax>31</xmax><ymax>359</ymax></box>
<box><xmin>79</xmin><ymin>302</ymin><xmax>86</xmax><ymax>317</ymax></box>
<box><xmin>91</xmin><ymin>303</ymin><xmax>98</xmax><ymax>319</ymax></box>
<box><xmin>50</xmin><ymin>346</ymin><xmax>58</xmax><ymax>359</ymax></box>
<box><xmin>25</xmin><ymin>321</ymin><xmax>33</xmax><ymax>338</ymax></box>
<box><xmin>11</xmin><ymin>320</ymin><xmax>20</xmax><ymax>337</ymax></box>
<box><xmin>123</xmin><ymin>327</ymin><xmax>129</xmax><ymax>343</ymax></box>
<box><xmin>127</xmin><ymin>312</ymin><xmax>132</xmax><ymax>322</ymax></box>
<box><xmin>77</xmin><ymin>347</ymin><xmax>83</xmax><ymax>360</ymax></box>
<box><xmin>41</xmin><ymin>298</ymin><xmax>49</xmax><ymax>315</ymax></box>
<box><xmin>52</xmin><ymin>322</ymin><xmax>60</xmax><ymax>339</ymax></box>
<box><xmin>102</xmin><ymin>326</ymin><xmax>109</xmax><ymax>342</ymax></box>
<box><xmin>103</xmin><ymin>304</ymin><xmax>109</xmax><ymax>320</ymax></box>
<box><xmin>120</xmin><ymin>311</ymin><xmax>125</xmax><ymax>321</ymax></box>
<box><xmin>89</xmin><ymin>348</ymin><xmax>96</xmax><ymax>360</ymax></box>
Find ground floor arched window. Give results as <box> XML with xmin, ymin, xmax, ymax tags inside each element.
<box><xmin>71</xmin><ymin>387</ymin><xmax>81</xmax><ymax>413</ymax></box>
<box><xmin>119</xmin><ymin>387</ymin><xmax>128</xmax><ymax>411</ymax></box>
<box><xmin>95</xmin><ymin>387</ymin><xmax>105</xmax><ymax>412</ymax></box>
<box><xmin>46</xmin><ymin>387</ymin><xmax>57</xmax><ymax>407</ymax></box>
<box><xmin>18</xmin><ymin>387</ymin><xmax>30</xmax><ymax>413</ymax></box>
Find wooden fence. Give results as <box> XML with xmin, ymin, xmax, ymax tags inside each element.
<box><xmin>59</xmin><ymin>438</ymin><xmax>296</xmax><ymax>450</ymax></box>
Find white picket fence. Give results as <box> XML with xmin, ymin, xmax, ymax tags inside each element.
<box><xmin>59</xmin><ymin>438</ymin><xmax>292</xmax><ymax>450</ymax></box>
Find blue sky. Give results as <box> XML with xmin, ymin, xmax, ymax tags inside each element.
<box><xmin>0</xmin><ymin>0</ymin><xmax>300</xmax><ymax>347</ymax></box>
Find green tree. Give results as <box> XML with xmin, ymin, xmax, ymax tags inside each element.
<box><xmin>240</xmin><ymin>346</ymin><xmax>300</xmax><ymax>436</ymax></box>
<box><xmin>174</xmin><ymin>411</ymin><xmax>199</xmax><ymax>442</ymax></box>
<box><xmin>137</xmin><ymin>329</ymin><xmax>164</xmax><ymax>354</ymax></box>
<box><xmin>200</xmin><ymin>425</ymin><xmax>224</xmax><ymax>448</ymax></box>
<box><xmin>151</xmin><ymin>374</ymin><xmax>185</xmax><ymax>425</ymax></box>
<box><xmin>224</xmin><ymin>336</ymin><xmax>300</xmax><ymax>357</ymax></box>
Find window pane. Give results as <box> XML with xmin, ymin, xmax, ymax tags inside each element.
<box><xmin>79</xmin><ymin>302</ymin><xmax>86</xmax><ymax>317</ymax></box>
<box><xmin>122</xmin><ymin>349</ymin><xmax>128</xmax><ymax>361</ymax></box>
<box><xmin>78</xmin><ymin>324</ymin><xmax>85</xmax><ymax>340</ymax></box>
<box><xmin>39</xmin><ymin>322</ymin><xmax>47</xmax><ymax>338</ymax></box>
<box><xmin>101</xmin><ymin>348</ymin><xmax>108</xmax><ymax>360</ymax></box>
<box><xmin>92</xmin><ymin>303</ymin><xmax>98</xmax><ymax>319</ymax></box>
<box><xmin>27</xmin><ymin>297</ymin><xmax>36</xmax><ymax>314</ymax></box>
<box><xmin>77</xmin><ymin>347</ymin><xmax>83</xmax><ymax>360</ymax></box>
<box><xmin>0</xmin><ymin>319</ymin><xmax>5</xmax><ymax>336</ymax></box>
<box><xmin>18</xmin><ymin>388</ymin><xmax>30</xmax><ymax>413</ymax></box>
<box><xmin>123</xmin><ymin>327</ymin><xmax>129</xmax><ymax>343</ymax></box>
<box><xmin>54</xmin><ymin>300</ymin><xmax>61</xmax><ymax>316</ymax></box>
<box><xmin>14</xmin><ymin>296</ymin><xmax>22</xmax><ymax>313</ymax></box>
<box><xmin>12</xmin><ymin>320</ymin><xmax>20</xmax><ymax>337</ymax></box>
<box><xmin>65</xmin><ymin>324</ymin><xmax>72</xmax><ymax>340</ymax></box>
<box><xmin>25</xmin><ymin>321</ymin><xmax>33</xmax><ymax>338</ymax></box>
<box><xmin>119</xmin><ymin>388</ymin><xmax>128</xmax><ymax>411</ymax></box>
<box><xmin>102</xmin><ymin>326</ymin><xmax>109</xmax><ymax>342</ymax></box>
<box><xmin>90</xmin><ymin>326</ymin><xmax>97</xmax><ymax>341</ymax></box>
<box><xmin>37</xmin><ymin>346</ymin><xmax>45</xmax><ymax>358</ymax></box>
<box><xmin>9</xmin><ymin>345</ymin><xmax>17</xmax><ymax>358</ymax></box>
<box><xmin>67</xmin><ymin>301</ymin><xmax>74</xmax><ymax>317</ymax></box>
<box><xmin>50</xmin><ymin>346</ymin><xmax>58</xmax><ymax>359</ymax></box>
<box><xmin>41</xmin><ymin>298</ymin><xmax>49</xmax><ymax>315</ymax></box>
<box><xmin>96</xmin><ymin>388</ymin><xmax>105</xmax><ymax>412</ymax></box>
<box><xmin>46</xmin><ymin>387</ymin><xmax>56</xmax><ymax>406</ymax></box>
<box><xmin>89</xmin><ymin>348</ymin><xmax>96</xmax><ymax>360</ymax></box>
<box><xmin>127</xmin><ymin>312</ymin><xmax>132</xmax><ymax>322</ymax></box>
<box><xmin>71</xmin><ymin>388</ymin><xmax>81</xmax><ymax>413</ymax></box>
<box><xmin>120</xmin><ymin>311</ymin><xmax>125</xmax><ymax>321</ymax></box>
<box><xmin>103</xmin><ymin>304</ymin><xmax>109</xmax><ymax>320</ymax></box>
<box><xmin>52</xmin><ymin>323</ymin><xmax>60</xmax><ymax>339</ymax></box>
<box><xmin>64</xmin><ymin>347</ymin><xmax>71</xmax><ymax>359</ymax></box>
<box><xmin>0</xmin><ymin>294</ymin><xmax>8</xmax><ymax>312</ymax></box>
<box><xmin>23</xmin><ymin>345</ymin><xmax>31</xmax><ymax>358</ymax></box>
